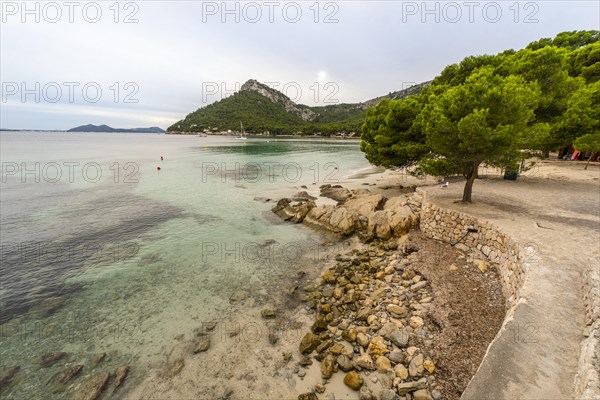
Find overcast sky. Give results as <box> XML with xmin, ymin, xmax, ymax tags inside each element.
<box><xmin>1</xmin><ymin>0</ymin><xmax>599</xmax><ymax>130</ymax></box>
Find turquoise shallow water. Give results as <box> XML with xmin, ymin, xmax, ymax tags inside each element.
<box><xmin>0</xmin><ymin>132</ymin><xmax>370</xmax><ymax>399</ymax></box>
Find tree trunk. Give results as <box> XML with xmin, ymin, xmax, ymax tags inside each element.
<box><xmin>585</xmin><ymin>156</ymin><xmax>592</xmax><ymax>170</ymax></box>
<box><xmin>462</xmin><ymin>162</ymin><xmax>479</xmax><ymax>203</ymax></box>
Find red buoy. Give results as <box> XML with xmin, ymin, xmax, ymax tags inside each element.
<box><xmin>157</xmin><ymin>166</ymin><xmax>161</xmax><ymax>171</ymax></box>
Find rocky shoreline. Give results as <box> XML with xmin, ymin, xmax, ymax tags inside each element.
<box><xmin>272</xmin><ymin>186</ymin><xmax>505</xmax><ymax>400</ymax></box>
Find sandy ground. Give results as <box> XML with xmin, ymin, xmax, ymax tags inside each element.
<box><xmin>124</xmin><ymin>157</ymin><xmax>599</xmax><ymax>400</ymax></box>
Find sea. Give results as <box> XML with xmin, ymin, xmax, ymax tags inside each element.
<box><xmin>0</xmin><ymin>131</ymin><xmax>372</xmax><ymax>399</ymax></box>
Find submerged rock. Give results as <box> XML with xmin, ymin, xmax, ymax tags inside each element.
<box><xmin>0</xmin><ymin>366</ymin><xmax>20</xmax><ymax>387</ymax></box>
<box><xmin>111</xmin><ymin>365</ymin><xmax>129</xmax><ymax>392</ymax></box>
<box><xmin>193</xmin><ymin>337</ymin><xmax>211</xmax><ymax>353</ymax></box>
<box><xmin>54</xmin><ymin>364</ymin><xmax>83</xmax><ymax>386</ymax></box>
<box><xmin>40</xmin><ymin>352</ymin><xmax>67</xmax><ymax>367</ymax></box>
<box><xmin>71</xmin><ymin>372</ymin><xmax>110</xmax><ymax>400</ymax></box>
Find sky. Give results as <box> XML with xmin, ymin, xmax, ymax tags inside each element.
<box><xmin>1</xmin><ymin>0</ymin><xmax>599</xmax><ymax>130</ymax></box>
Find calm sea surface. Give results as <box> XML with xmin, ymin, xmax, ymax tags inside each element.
<box><xmin>0</xmin><ymin>131</ymin><xmax>371</xmax><ymax>398</ymax></box>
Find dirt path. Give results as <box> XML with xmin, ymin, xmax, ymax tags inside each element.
<box><xmin>421</xmin><ymin>160</ymin><xmax>600</xmax><ymax>399</ymax></box>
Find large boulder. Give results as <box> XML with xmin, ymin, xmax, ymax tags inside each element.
<box><xmin>271</xmin><ymin>199</ymin><xmax>315</xmax><ymax>223</ymax></box>
<box><xmin>344</xmin><ymin>194</ymin><xmax>386</xmax><ymax>217</ymax></box>
<box><xmin>388</xmin><ymin>205</ymin><xmax>418</xmax><ymax>236</ymax></box>
<box><xmin>320</xmin><ymin>185</ymin><xmax>351</xmax><ymax>202</ymax></box>
<box><xmin>367</xmin><ymin>210</ymin><xmax>392</xmax><ymax>240</ymax></box>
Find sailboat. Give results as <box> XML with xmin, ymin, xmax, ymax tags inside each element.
<box><xmin>236</xmin><ymin>122</ymin><xmax>247</xmax><ymax>140</ymax></box>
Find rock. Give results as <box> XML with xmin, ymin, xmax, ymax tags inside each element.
<box><xmin>478</xmin><ymin>262</ymin><xmax>489</xmax><ymax>273</ymax></box>
<box><xmin>299</xmin><ymin>333</ymin><xmax>321</xmax><ymax>354</ymax></box>
<box><xmin>168</xmin><ymin>358</ymin><xmax>185</xmax><ymax>376</ymax></box>
<box><xmin>337</xmin><ymin>355</ymin><xmax>354</xmax><ymax>372</ymax></box>
<box><xmin>375</xmin><ymin>356</ymin><xmax>392</xmax><ymax>373</ymax></box>
<box><xmin>193</xmin><ymin>337</ymin><xmax>211</xmax><ymax>353</ymax></box>
<box><xmin>229</xmin><ymin>290</ymin><xmax>248</xmax><ymax>302</ymax></box>
<box><xmin>423</xmin><ymin>359</ymin><xmax>436</xmax><ymax>373</ymax></box>
<box><xmin>71</xmin><ymin>372</ymin><xmax>110</xmax><ymax>400</ymax></box>
<box><xmin>315</xmin><ymin>383</ymin><xmax>326</xmax><ymax>393</ymax></box>
<box><xmin>409</xmin><ymin>354</ymin><xmax>424</xmax><ymax>377</ymax></box>
<box><xmin>397</xmin><ymin>380</ymin><xmax>427</xmax><ymax>394</ymax></box>
<box><xmin>39</xmin><ymin>296</ymin><xmax>66</xmax><ymax>316</ymax></box>
<box><xmin>409</xmin><ymin>316</ymin><xmax>424</xmax><ymax>329</ymax></box>
<box><xmin>431</xmin><ymin>389</ymin><xmax>443</xmax><ymax>399</ymax></box>
<box><xmin>343</xmin><ymin>370</ymin><xmax>363</xmax><ymax>390</ymax></box>
<box><xmin>367</xmin><ymin>211</ymin><xmax>392</xmax><ymax>240</ymax></box>
<box><xmin>55</xmin><ymin>364</ymin><xmax>83</xmax><ymax>386</ymax></box>
<box><xmin>269</xmin><ymin>331</ymin><xmax>278</xmax><ymax>345</ymax></box>
<box><xmin>413</xmin><ymin>389</ymin><xmax>434</xmax><ymax>400</ymax></box>
<box><xmin>449</xmin><ymin>264</ymin><xmax>459</xmax><ymax>271</ymax></box>
<box><xmin>355</xmin><ymin>353</ymin><xmax>375</xmax><ymax>370</ymax></box>
<box><xmin>294</xmin><ymin>191</ymin><xmax>317</xmax><ymax>201</ymax></box>
<box><xmin>359</xmin><ymin>386</ymin><xmax>375</xmax><ymax>400</ymax></box>
<box><xmin>379</xmin><ymin>389</ymin><xmax>397</xmax><ymax>400</ymax></box>
<box><xmin>356</xmin><ymin>332</ymin><xmax>370</xmax><ymax>348</ymax></box>
<box><xmin>298</xmin><ymin>393</ymin><xmax>318</xmax><ymax>400</ymax></box>
<box><xmin>299</xmin><ymin>356</ymin><xmax>313</xmax><ymax>366</ymax></box>
<box><xmin>320</xmin><ymin>354</ymin><xmax>335</xmax><ymax>379</ymax></box>
<box><xmin>368</xmin><ymin>336</ymin><xmax>389</xmax><ymax>357</ymax></box>
<box><xmin>321</xmin><ymin>186</ymin><xmax>351</xmax><ymax>202</ymax></box>
<box><xmin>394</xmin><ymin>364</ymin><xmax>409</xmax><ymax>380</ymax></box>
<box><xmin>386</xmin><ymin>304</ymin><xmax>408</xmax><ymax>318</ymax></box>
<box><xmin>388</xmin><ymin>205</ymin><xmax>418</xmax><ymax>237</ymax></box>
<box><xmin>93</xmin><ymin>353</ymin><xmax>106</xmax><ymax>366</ymax></box>
<box><xmin>389</xmin><ymin>329</ymin><xmax>410</xmax><ymax>348</ymax></box>
<box><xmin>0</xmin><ymin>366</ymin><xmax>20</xmax><ymax>387</ymax></box>
<box><xmin>342</xmin><ymin>328</ymin><xmax>357</xmax><ymax>343</ymax></box>
<box><xmin>333</xmin><ymin>288</ymin><xmax>343</xmax><ymax>300</ymax></box>
<box><xmin>407</xmin><ymin>346</ymin><xmax>419</xmax><ymax>356</ymax></box>
<box><xmin>261</xmin><ymin>308</ymin><xmax>277</xmax><ymax>319</ymax></box>
<box><xmin>311</xmin><ymin>313</ymin><xmax>329</xmax><ymax>333</ymax></box>
<box><xmin>344</xmin><ymin>193</ymin><xmax>385</xmax><ymax>216</ymax></box>
<box><xmin>317</xmin><ymin>339</ymin><xmax>334</xmax><ymax>354</ymax></box>
<box><xmin>388</xmin><ymin>349</ymin><xmax>405</xmax><ymax>364</ymax></box>
<box><xmin>112</xmin><ymin>365</ymin><xmax>129</xmax><ymax>392</ymax></box>
<box><xmin>40</xmin><ymin>352</ymin><xmax>67</xmax><ymax>367</ymax></box>
<box><xmin>411</xmin><ymin>281</ymin><xmax>428</xmax><ymax>291</ymax></box>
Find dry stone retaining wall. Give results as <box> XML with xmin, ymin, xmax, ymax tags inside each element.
<box><xmin>416</xmin><ymin>190</ymin><xmax>527</xmax><ymax>309</ymax></box>
<box><xmin>415</xmin><ymin>188</ymin><xmax>599</xmax><ymax>398</ymax></box>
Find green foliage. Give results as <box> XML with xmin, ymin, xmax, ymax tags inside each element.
<box><xmin>568</xmin><ymin>42</ymin><xmax>600</xmax><ymax>83</ymax></box>
<box><xmin>422</xmin><ymin>67</ymin><xmax>540</xmax><ymax>168</ymax></box>
<box><xmin>360</xmin><ymin>97</ymin><xmax>429</xmax><ymax>168</ymax></box>
<box><xmin>359</xmin><ymin>30</ymin><xmax>600</xmax><ymax>202</ymax></box>
<box><xmin>574</xmin><ymin>133</ymin><xmax>600</xmax><ymax>153</ymax></box>
<box><xmin>527</xmin><ymin>30</ymin><xmax>600</xmax><ymax>50</ymax></box>
<box><xmin>561</xmin><ymin>81</ymin><xmax>600</xmax><ymax>142</ymax></box>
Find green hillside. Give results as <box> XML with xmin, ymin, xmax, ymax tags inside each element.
<box><xmin>168</xmin><ymin>90</ymin><xmax>306</xmax><ymax>134</ymax></box>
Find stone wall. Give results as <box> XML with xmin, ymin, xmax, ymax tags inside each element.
<box><xmin>415</xmin><ymin>189</ymin><xmax>599</xmax><ymax>398</ymax></box>
<box><xmin>416</xmin><ymin>190</ymin><xmax>527</xmax><ymax>309</ymax></box>
<box><xmin>574</xmin><ymin>261</ymin><xmax>600</xmax><ymax>399</ymax></box>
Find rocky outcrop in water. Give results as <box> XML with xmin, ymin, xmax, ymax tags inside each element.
<box><xmin>273</xmin><ymin>187</ymin><xmax>421</xmax><ymax>240</ymax></box>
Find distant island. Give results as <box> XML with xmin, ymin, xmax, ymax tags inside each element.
<box><xmin>68</xmin><ymin>124</ymin><xmax>165</xmax><ymax>133</ymax></box>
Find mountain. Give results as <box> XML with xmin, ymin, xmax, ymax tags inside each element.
<box><xmin>168</xmin><ymin>79</ymin><xmax>430</xmax><ymax>135</ymax></box>
<box><xmin>68</xmin><ymin>124</ymin><xmax>165</xmax><ymax>133</ymax></box>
